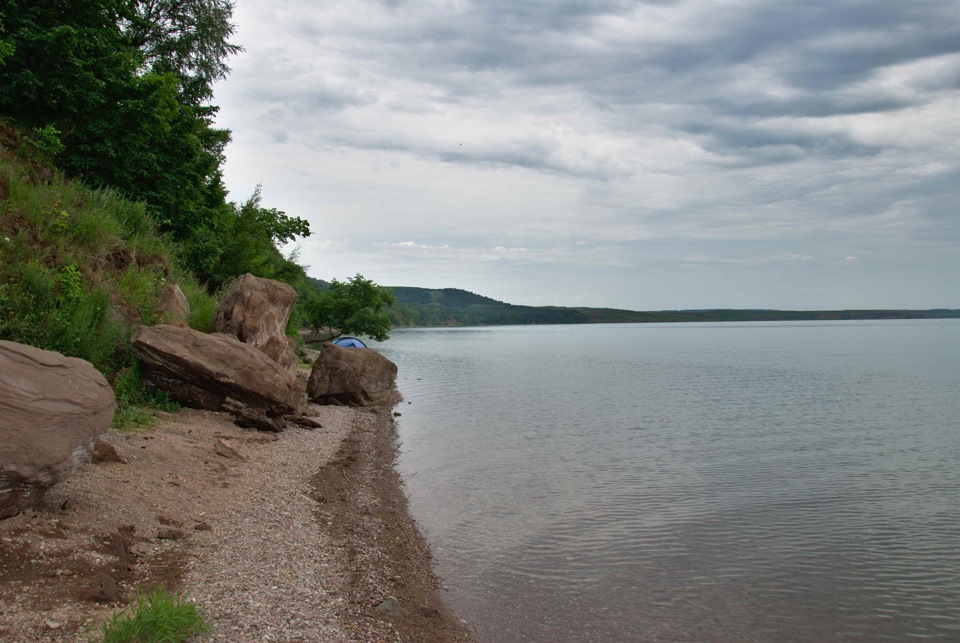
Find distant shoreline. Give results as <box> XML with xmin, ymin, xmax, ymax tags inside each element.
<box><xmin>387</xmin><ymin>307</ymin><xmax>960</xmax><ymax>329</ymax></box>
<box><xmin>383</xmin><ymin>284</ymin><xmax>960</xmax><ymax>327</ymax></box>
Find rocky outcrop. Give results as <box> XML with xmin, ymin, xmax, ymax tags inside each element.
<box><xmin>212</xmin><ymin>274</ymin><xmax>299</xmax><ymax>372</ymax></box>
<box><xmin>153</xmin><ymin>284</ymin><xmax>190</xmax><ymax>325</ymax></box>
<box><xmin>307</xmin><ymin>343</ymin><xmax>398</xmax><ymax>407</ymax></box>
<box><xmin>131</xmin><ymin>325</ymin><xmax>302</xmax><ymax>427</ymax></box>
<box><xmin>0</xmin><ymin>341</ymin><xmax>116</xmax><ymax>518</ymax></box>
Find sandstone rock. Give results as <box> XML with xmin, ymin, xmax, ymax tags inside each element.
<box><xmin>222</xmin><ymin>398</ymin><xmax>288</xmax><ymax>432</ymax></box>
<box><xmin>307</xmin><ymin>343</ymin><xmax>397</xmax><ymax>407</ymax></box>
<box><xmin>0</xmin><ymin>341</ymin><xmax>116</xmax><ymax>519</ymax></box>
<box><xmin>130</xmin><ymin>325</ymin><xmax>302</xmax><ymax>419</ymax></box>
<box><xmin>286</xmin><ymin>415</ymin><xmax>324</xmax><ymax>430</ymax></box>
<box><xmin>259</xmin><ymin>334</ymin><xmax>299</xmax><ymax>374</ymax></box>
<box><xmin>153</xmin><ymin>283</ymin><xmax>190</xmax><ymax>324</ymax></box>
<box><xmin>212</xmin><ymin>274</ymin><xmax>299</xmax><ymax>370</ymax></box>
<box><xmin>301</xmin><ymin>347</ymin><xmax>321</xmax><ymax>364</ymax></box>
<box><xmin>92</xmin><ymin>439</ymin><xmax>126</xmax><ymax>465</ymax></box>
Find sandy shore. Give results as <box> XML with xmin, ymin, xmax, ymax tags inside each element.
<box><xmin>0</xmin><ymin>395</ymin><xmax>474</xmax><ymax>641</ymax></box>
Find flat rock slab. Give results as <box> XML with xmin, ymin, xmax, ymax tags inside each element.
<box><xmin>131</xmin><ymin>324</ymin><xmax>302</xmax><ymax>416</ymax></box>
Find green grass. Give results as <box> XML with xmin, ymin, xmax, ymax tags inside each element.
<box><xmin>97</xmin><ymin>587</ymin><xmax>211</xmax><ymax>643</ymax></box>
<box><xmin>181</xmin><ymin>279</ymin><xmax>217</xmax><ymax>332</ymax></box>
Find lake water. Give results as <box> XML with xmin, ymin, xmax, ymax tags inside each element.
<box><xmin>373</xmin><ymin>320</ymin><xmax>960</xmax><ymax>642</ymax></box>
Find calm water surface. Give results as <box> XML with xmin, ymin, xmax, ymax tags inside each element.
<box><xmin>374</xmin><ymin>320</ymin><xmax>960</xmax><ymax>642</ymax></box>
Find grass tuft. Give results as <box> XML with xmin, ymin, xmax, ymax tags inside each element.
<box><xmin>98</xmin><ymin>587</ymin><xmax>211</xmax><ymax>643</ymax></box>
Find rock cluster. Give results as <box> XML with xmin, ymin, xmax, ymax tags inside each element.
<box><xmin>131</xmin><ymin>325</ymin><xmax>303</xmax><ymax>418</ymax></box>
<box><xmin>133</xmin><ymin>273</ymin><xmax>397</xmax><ymax>426</ymax></box>
<box><xmin>0</xmin><ymin>273</ymin><xmax>398</xmax><ymax>518</ymax></box>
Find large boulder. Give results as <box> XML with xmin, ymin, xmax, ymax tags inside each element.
<box><xmin>131</xmin><ymin>325</ymin><xmax>302</xmax><ymax>420</ymax></box>
<box><xmin>307</xmin><ymin>343</ymin><xmax>397</xmax><ymax>407</ymax></box>
<box><xmin>212</xmin><ymin>274</ymin><xmax>298</xmax><ymax>372</ymax></box>
<box><xmin>0</xmin><ymin>341</ymin><xmax>116</xmax><ymax>518</ymax></box>
<box><xmin>153</xmin><ymin>283</ymin><xmax>190</xmax><ymax>325</ymax></box>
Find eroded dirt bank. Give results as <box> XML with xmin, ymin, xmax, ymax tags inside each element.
<box><xmin>0</xmin><ymin>398</ymin><xmax>473</xmax><ymax>641</ymax></box>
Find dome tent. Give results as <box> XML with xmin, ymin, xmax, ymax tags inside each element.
<box><xmin>330</xmin><ymin>336</ymin><xmax>367</xmax><ymax>348</ymax></box>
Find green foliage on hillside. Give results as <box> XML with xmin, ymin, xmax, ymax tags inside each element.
<box><xmin>0</xmin><ymin>0</ymin><xmax>311</xmax><ymax>285</ymax></box>
<box><xmin>387</xmin><ymin>287</ymin><xmax>593</xmax><ymax>326</ymax></box>
<box><xmin>0</xmin><ymin>127</ymin><xmax>215</xmax><ymax>423</ymax></box>
<box><xmin>387</xmin><ymin>286</ymin><xmax>960</xmax><ymax>327</ymax></box>
<box><xmin>0</xmin><ymin>0</ymin><xmax>317</xmax><ymax>419</ymax></box>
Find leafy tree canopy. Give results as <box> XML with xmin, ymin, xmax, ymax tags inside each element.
<box><xmin>120</xmin><ymin>0</ymin><xmax>242</xmax><ymax>105</ymax></box>
<box><xmin>304</xmin><ymin>275</ymin><xmax>395</xmax><ymax>342</ymax></box>
<box><xmin>203</xmin><ymin>186</ymin><xmax>311</xmax><ymax>289</ymax></box>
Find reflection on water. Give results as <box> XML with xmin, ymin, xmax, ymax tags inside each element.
<box><xmin>375</xmin><ymin>320</ymin><xmax>960</xmax><ymax>641</ymax></box>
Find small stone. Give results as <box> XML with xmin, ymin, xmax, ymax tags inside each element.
<box><xmin>375</xmin><ymin>596</ymin><xmax>402</xmax><ymax>615</ymax></box>
<box><xmin>193</xmin><ymin>522</ymin><xmax>213</xmax><ymax>531</ymax></box>
<box><xmin>46</xmin><ymin>620</ymin><xmax>61</xmax><ymax>630</ymax></box>
<box><xmin>92</xmin><ymin>439</ymin><xmax>126</xmax><ymax>464</ymax></box>
<box><xmin>214</xmin><ymin>438</ymin><xmax>246</xmax><ymax>461</ymax></box>
<box><xmin>77</xmin><ymin>572</ymin><xmax>123</xmax><ymax>604</ymax></box>
<box><xmin>157</xmin><ymin>529</ymin><xmax>184</xmax><ymax>541</ymax></box>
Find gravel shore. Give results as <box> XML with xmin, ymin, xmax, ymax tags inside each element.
<box><xmin>0</xmin><ymin>397</ymin><xmax>474</xmax><ymax>641</ymax></box>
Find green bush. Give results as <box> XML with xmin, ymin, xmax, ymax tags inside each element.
<box><xmin>180</xmin><ymin>279</ymin><xmax>218</xmax><ymax>332</ymax></box>
<box><xmin>98</xmin><ymin>587</ymin><xmax>211</xmax><ymax>643</ymax></box>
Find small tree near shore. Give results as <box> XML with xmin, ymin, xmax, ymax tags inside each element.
<box><xmin>305</xmin><ymin>274</ymin><xmax>395</xmax><ymax>342</ymax></box>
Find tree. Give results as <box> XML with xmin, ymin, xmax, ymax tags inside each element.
<box><xmin>0</xmin><ymin>0</ymin><xmax>237</xmax><ymax>275</ymax></box>
<box><xmin>0</xmin><ymin>21</ymin><xmax>13</xmax><ymax>64</ymax></box>
<box><xmin>304</xmin><ymin>275</ymin><xmax>395</xmax><ymax>342</ymax></box>
<box><xmin>202</xmin><ymin>186</ymin><xmax>310</xmax><ymax>288</ymax></box>
<box><xmin>120</xmin><ymin>0</ymin><xmax>242</xmax><ymax>105</ymax></box>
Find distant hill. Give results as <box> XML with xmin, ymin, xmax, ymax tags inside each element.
<box><xmin>385</xmin><ymin>286</ymin><xmax>960</xmax><ymax>327</ymax></box>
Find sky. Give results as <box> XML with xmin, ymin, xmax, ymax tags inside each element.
<box><xmin>212</xmin><ymin>0</ymin><xmax>960</xmax><ymax>310</ymax></box>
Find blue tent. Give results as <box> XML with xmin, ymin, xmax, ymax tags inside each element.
<box><xmin>331</xmin><ymin>336</ymin><xmax>367</xmax><ymax>348</ymax></box>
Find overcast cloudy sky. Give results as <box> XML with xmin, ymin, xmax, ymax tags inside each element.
<box><xmin>213</xmin><ymin>0</ymin><xmax>959</xmax><ymax>310</ymax></box>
